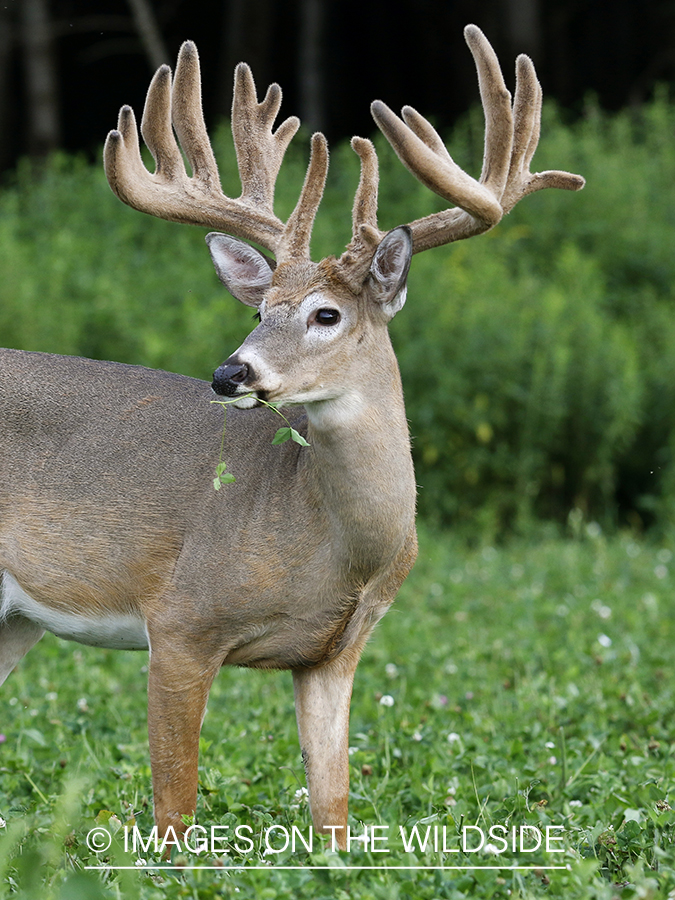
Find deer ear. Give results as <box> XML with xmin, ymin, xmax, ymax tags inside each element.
<box><xmin>206</xmin><ymin>233</ymin><xmax>275</xmax><ymax>308</ymax></box>
<box><xmin>367</xmin><ymin>226</ymin><xmax>413</xmax><ymax>320</ymax></box>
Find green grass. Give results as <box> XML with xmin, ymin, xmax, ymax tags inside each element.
<box><xmin>1</xmin><ymin>525</ymin><xmax>674</xmax><ymax>899</ymax></box>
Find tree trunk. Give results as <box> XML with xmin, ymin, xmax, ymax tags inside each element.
<box><xmin>20</xmin><ymin>0</ymin><xmax>61</xmax><ymax>159</ymax></box>
<box><xmin>0</xmin><ymin>4</ymin><xmax>15</xmax><ymax>171</ymax></box>
<box><xmin>501</xmin><ymin>0</ymin><xmax>542</xmax><ymax>61</ymax></box>
<box><xmin>126</xmin><ymin>0</ymin><xmax>170</xmax><ymax>70</ymax></box>
<box><xmin>298</xmin><ymin>0</ymin><xmax>325</xmax><ymax>133</ymax></box>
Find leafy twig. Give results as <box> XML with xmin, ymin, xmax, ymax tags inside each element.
<box><xmin>210</xmin><ymin>395</ymin><xmax>309</xmax><ymax>490</ymax></box>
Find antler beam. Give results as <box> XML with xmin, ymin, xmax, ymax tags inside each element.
<box><xmin>341</xmin><ymin>23</ymin><xmax>584</xmax><ymax>267</ymax></box>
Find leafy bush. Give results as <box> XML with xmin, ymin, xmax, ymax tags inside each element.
<box><xmin>391</xmin><ymin>96</ymin><xmax>675</xmax><ymax>533</ymax></box>
<box><xmin>2</xmin><ymin>97</ymin><xmax>675</xmax><ymax>533</ymax></box>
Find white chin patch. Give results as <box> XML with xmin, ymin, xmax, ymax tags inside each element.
<box><xmin>233</xmin><ymin>394</ymin><xmax>259</xmax><ymax>409</ymax></box>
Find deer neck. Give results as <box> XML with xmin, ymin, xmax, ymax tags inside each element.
<box><xmin>302</xmin><ymin>339</ymin><xmax>416</xmax><ymax>577</ymax></box>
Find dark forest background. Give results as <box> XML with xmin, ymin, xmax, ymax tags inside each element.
<box><xmin>3</xmin><ymin>0</ymin><xmax>675</xmax><ymax>172</ymax></box>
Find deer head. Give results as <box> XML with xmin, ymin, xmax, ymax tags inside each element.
<box><xmin>104</xmin><ymin>25</ymin><xmax>584</xmax><ymax>423</ymax></box>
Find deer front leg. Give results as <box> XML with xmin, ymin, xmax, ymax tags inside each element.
<box><xmin>292</xmin><ymin>649</ymin><xmax>361</xmax><ymax>851</ymax></box>
<box><xmin>146</xmin><ymin>636</ymin><xmax>221</xmax><ymax>845</ymax></box>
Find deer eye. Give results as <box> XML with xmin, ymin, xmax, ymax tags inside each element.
<box><xmin>312</xmin><ymin>308</ymin><xmax>341</xmax><ymax>326</ymax></box>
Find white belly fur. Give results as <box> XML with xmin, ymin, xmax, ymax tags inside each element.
<box><xmin>0</xmin><ymin>571</ymin><xmax>149</xmax><ymax>650</ymax></box>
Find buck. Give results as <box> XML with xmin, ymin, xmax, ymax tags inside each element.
<box><xmin>0</xmin><ymin>25</ymin><xmax>583</xmax><ymax>850</ymax></box>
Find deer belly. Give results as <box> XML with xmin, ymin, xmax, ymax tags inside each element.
<box><xmin>0</xmin><ymin>571</ymin><xmax>149</xmax><ymax>650</ymax></box>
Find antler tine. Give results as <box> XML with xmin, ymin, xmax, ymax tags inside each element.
<box><xmin>139</xmin><ymin>64</ymin><xmax>184</xmax><ymax>181</ymax></box>
<box><xmin>279</xmin><ymin>132</ymin><xmax>329</xmax><ymax>261</ymax></box>
<box><xmin>104</xmin><ymin>105</ymin><xmax>153</xmax><ymax>208</ymax></box>
<box><xmin>500</xmin><ymin>54</ymin><xmax>585</xmax><ymax>213</ymax></box>
<box><xmin>350</xmin><ymin>137</ymin><xmax>381</xmax><ymax>242</ymax></box>
<box><xmin>170</xmin><ymin>41</ymin><xmax>220</xmax><ymax>190</ymax></box>
<box><xmin>337</xmin><ymin>137</ymin><xmax>384</xmax><ymax>288</ymax></box>
<box><xmin>463</xmin><ymin>23</ymin><xmax>513</xmax><ymax>199</ymax></box>
<box><xmin>231</xmin><ymin>62</ymin><xmax>301</xmax><ymax>213</ymax></box>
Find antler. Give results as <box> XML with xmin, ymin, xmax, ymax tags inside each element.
<box><xmin>104</xmin><ymin>41</ymin><xmax>328</xmax><ymax>262</ymax></box>
<box><xmin>105</xmin><ymin>28</ymin><xmax>583</xmax><ymax>277</ymax></box>
<box><xmin>339</xmin><ymin>23</ymin><xmax>584</xmax><ymax>281</ymax></box>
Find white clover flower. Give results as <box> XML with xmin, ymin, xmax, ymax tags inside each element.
<box><xmin>0</xmin><ymin>816</ymin><xmax>6</xmax><ymax>828</ymax></box>
<box><xmin>349</xmin><ymin>830</ymin><xmax>369</xmax><ymax>847</ymax></box>
<box><xmin>484</xmin><ymin>843</ymin><xmax>501</xmax><ymax>855</ymax></box>
<box><xmin>447</xmin><ymin>732</ymin><xmax>461</xmax><ymax>744</ymax></box>
<box><xmin>545</xmin><ymin>741</ymin><xmax>555</xmax><ymax>749</ymax></box>
<box><xmin>135</xmin><ymin>858</ymin><xmax>147</xmax><ymax>867</ymax></box>
<box><xmin>77</xmin><ymin>697</ymin><xmax>89</xmax><ymax>712</ymax></box>
<box><xmin>591</xmin><ymin>599</ymin><xmax>612</xmax><ymax>619</ymax></box>
<box><xmin>597</xmin><ymin>634</ymin><xmax>612</xmax><ymax>648</ymax></box>
<box><xmin>385</xmin><ymin>663</ymin><xmax>399</xmax><ymax>679</ymax></box>
<box><xmin>379</xmin><ymin>694</ymin><xmax>395</xmax><ymax>707</ymax></box>
<box><xmin>348</xmin><ymin>746</ymin><xmax>359</xmax><ymax>756</ymax></box>
<box><xmin>45</xmin><ymin>692</ymin><xmax>58</xmax><ymax>702</ymax></box>
<box><xmin>569</xmin><ymin>800</ymin><xmax>582</xmax><ymax>807</ymax></box>
<box><xmin>293</xmin><ymin>787</ymin><xmax>309</xmax><ymax>804</ymax></box>
<box><xmin>412</xmin><ymin>731</ymin><xmax>423</xmax><ymax>742</ymax></box>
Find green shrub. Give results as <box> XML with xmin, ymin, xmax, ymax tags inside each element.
<box><xmin>0</xmin><ymin>151</ymin><xmax>254</xmax><ymax>378</ymax></box>
<box><xmin>394</xmin><ymin>240</ymin><xmax>642</xmax><ymax>532</ymax></box>
<box><xmin>391</xmin><ymin>96</ymin><xmax>675</xmax><ymax>533</ymax></box>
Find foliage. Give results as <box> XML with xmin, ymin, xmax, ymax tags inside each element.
<box><xmin>212</xmin><ymin>396</ymin><xmax>310</xmax><ymax>489</ymax></box>
<box><xmin>2</xmin><ymin>97</ymin><xmax>675</xmax><ymax>532</ymax></box>
<box><xmin>389</xmin><ymin>95</ymin><xmax>675</xmax><ymax>533</ymax></box>
<box><xmin>1</xmin><ymin>527</ymin><xmax>674</xmax><ymax>898</ymax></box>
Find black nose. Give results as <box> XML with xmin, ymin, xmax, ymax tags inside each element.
<box><xmin>212</xmin><ymin>362</ymin><xmax>250</xmax><ymax>396</ymax></box>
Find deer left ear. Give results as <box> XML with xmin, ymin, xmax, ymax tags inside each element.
<box><xmin>367</xmin><ymin>226</ymin><xmax>413</xmax><ymax>320</ymax></box>
<box><xmin>206</xmin><ymin>232</ymin><xmax>275</xmax><ymax>308</ymax></box>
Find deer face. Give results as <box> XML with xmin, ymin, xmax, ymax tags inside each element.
<box><xmin>208</xmin><ymin>229</ymin><xmax>412</xmax><ymax>411</ymax></box>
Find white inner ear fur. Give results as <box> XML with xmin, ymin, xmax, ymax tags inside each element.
<box><xmin>382</xmin><ymin>284</ymin><xmax>408</xmax><ymax>318</ymax></box>
<box><xmin>206</xmin><ymin>232</ymin><xmax>274</xmax><ymax>308</ymax></box>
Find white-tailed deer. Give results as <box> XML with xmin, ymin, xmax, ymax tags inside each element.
<box><xmin>0</xmin><ymin>26</ymin><xmax>583</xmax><ymax>850</ymax></box>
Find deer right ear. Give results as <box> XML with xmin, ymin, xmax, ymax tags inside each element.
<box><xmin>206</xmin><ymin>233</ymin><xmax>275</xmax><ymax>308</ymax></box>
<box><xmin>367</xmin><ymin>227</ymin><xmax>413</xmax><ymax>320</ymax></box>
